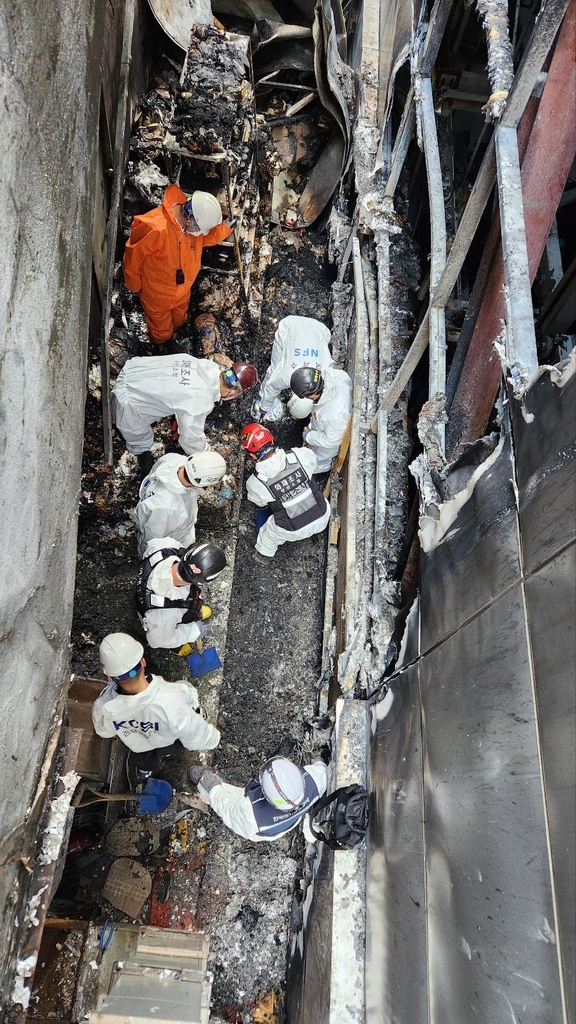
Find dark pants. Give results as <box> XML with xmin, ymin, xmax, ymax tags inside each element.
<box><xmin>127</xmin><ymin>740</ymin><xmax>183</xmax><ymax>775</ymax></box>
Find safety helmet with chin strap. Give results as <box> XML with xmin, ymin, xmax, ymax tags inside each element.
<box><xmin>176</xmin><ymin>541</ymin><xmax>226</xmax><ymax>584</ymax></box>
<box><xmin>100</xmin><ymin>633</ymin><xmax>144</xmax><ymax>681</ymax></box>
<box><xmin>240</xmin><ymin>423</ymin><xmax>276</xmax><ymax>459</ymax></box>
<box><xmin>259</xmin><ymin>757</ymin><xmax>306</xmax><ymax>810</ymax></box>
<box><xmin>182</xmin><ymin>191</ymin><xmax>223</xmax><ymax>234</ymax></box>
<box><xmin>290</xmin><ymin>366</ymin><xmax>324</xmax><ymax>399</ymax></box>
<box><xmin>185</xmin><ymin>451</ymin><xmax>226</xmax><ymax>487</ymax></box>
<box><xmin>221</xmin><ymin>362</ymin><xmax>259</xmax><ymax>397</ymax></box>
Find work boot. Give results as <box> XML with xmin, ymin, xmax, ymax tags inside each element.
<box><xmin>154</xmin><ymin>338</ymin><xmax>184</xmax><ymax>356</ymax></box>
<box><xmin>253</xmin><ymin>550</ymin><xmax>272</xmax><ymax>567</ymax></box>
<box><xmin>138</xmin><ymin>451</ymin><xmax>154</xmax><ymax>479</ymax></box>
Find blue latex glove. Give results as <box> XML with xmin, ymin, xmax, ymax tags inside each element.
<box><xmin>196</xmin><ymin>621</ymin><xmax>211</xmax><ymax>639</ymax></box>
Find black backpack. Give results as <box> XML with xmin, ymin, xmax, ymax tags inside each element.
<box><xmin>308</xmin><ymin>784</ymin><xmax>369</xmax><ymax>850</ymax></box>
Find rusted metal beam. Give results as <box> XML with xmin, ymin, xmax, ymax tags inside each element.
<box><xmin>447</xmin><ymin>0</ymin><xmax>576</xmax><ymax>452</ymax></box>
<box><xmin>445</xmin><ymin>94</ymin><xmax>540</xmax><ymax>408</ymax></box>
<box><xmin>371</xmin><ymin>0</ymin><xmax>572</xmax><ymax>428</ymax></box>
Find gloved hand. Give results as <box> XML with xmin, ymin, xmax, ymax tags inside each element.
<box><xmin>198</xmin><ymin>769</ymin><xmax>224</xmax><ymax>793</ymax></box>
<box><xmin>196</xmin><ymin>621</ymin><xmax>211</xmax><ymax>639</ymax></box>
<box><xmin>250</xmin><ymin>397</ymin><xmax>263</xmax><ymax>422</ymax></box>
<box><xmin>225</xmin><ymin>216</ymin><xmax>237</xmax><ymax>229</ymax></box>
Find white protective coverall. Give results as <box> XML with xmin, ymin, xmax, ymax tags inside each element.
<box><xmin>139</xmin><ymin>536</ymin><xmax>206</xmax><ymax>649</ymax></box>
<box><xmin>198</xmin><ymin>761</ymin><xmax>328</xmax><ymax>842</ymax></box>
<box><xmin>112</xmin><ymin>354</ymin><xmax>221</xmax><ymax>455</ymax></box>
<box><xmin>305</xmin><ymin>366</ymin><xmax>352</xmax><ymax>472</ymax></box>
<box><xmin>92</xmin><ymin>674</ymin><xmax>220</xmax><ymax>751</ymax></box>
<box><xmin>259</xmin><ymin>316</ymin><xmax>333</xmax><ymax>412</ymax></box>
<box><xmin>132</xmin><ymin>453</ymin><xmax>201</xmax><ymax>557</ymax></box>
<box><xmin>246</xmin><ymin>446</ymin><xmax>331</xmax><ymax>558</ymax></box>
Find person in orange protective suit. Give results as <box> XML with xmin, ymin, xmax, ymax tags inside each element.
<box><xmin>123</xmin><ymin>184</ymin><xmax>233</xmax><ymax>349</ymax></box>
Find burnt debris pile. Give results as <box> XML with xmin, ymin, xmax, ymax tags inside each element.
<box><xmin>173</xmin><ymin>24</ymin><xmax>254</xmax><ymax>160</ymax></box>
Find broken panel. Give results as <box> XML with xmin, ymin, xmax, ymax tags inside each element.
<box><xmin>512</xmin><ymin>364</ymin><xmax>576</xmax><ymax>573</ymax></box>
<box><xmin>419</xmin><ymin>427</ymin><xmax>520</xmax><ymax>654</ymax></box>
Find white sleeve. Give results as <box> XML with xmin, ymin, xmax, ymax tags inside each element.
<box><xmin>259</xmin><ymin>363</ymin><xmax>288</xmax><ymax>410</ymax></box>
<box><xmin>246</xmin><ymin>473</ymin><xmax>271</xmax><ymax>507</ymax></box>
<box><xmin>199</xmin><ymin>781</ymin><xmax>264</xmax><ymax>841</ymax></box>
<box><xmin>91</xmin><ymin>684</ymin><xmax>119</xmax><ymax>738</ymax></box>
<box><xmin>177</xmin><ymin>410</ymin><xmax>210</xmax><ymax>456</ymax></box>
<box><xmin>143</xmin><ymin>607</ymin><xmax>201</xmax><ymax>649</ymax></box>
<box><xmin>305</xmin><ymin>408</ymin><xmax>348</xmax><ymax>465</ymax></box>
<box><xmin>175</xmin><ymin>690</ymin><xmax>221</xmax><ymax>750</ymax></box>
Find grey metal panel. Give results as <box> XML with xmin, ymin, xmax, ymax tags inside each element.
<box><xmin>421</xmin><ymin>584</ymin><xmax>564</xmax><ymax>1024</ymax></box>
<box><xmin>525</xmin><ymin>544</ymin><xmax>576</xmax><ymax>1022</ymax></box>
<box><xmin>367</xmin><ymin>667</ymin><xmax>427</xmax><ymax>1024</ymax></box>
<box><xmin>513</xmin><ymin>368</ymin><xmax>576</xmax><ymax>573</ymax></box>
<box><xmin>420</xmin><ymin>428</ymin><xmax>520</xmax><ymax>653</ymax></box>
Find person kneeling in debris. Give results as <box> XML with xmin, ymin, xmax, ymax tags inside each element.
<box><xmin>93</xmin><ymin>633</ymin><xmax>220</xmax><ymax>782</ymax></box>
<box><xmin>132</xmin><ymin>450</ymin><xmax>227</xmax><ymax>558</ymax></box>
<box><xmin>289</xmin><ymin>365</ymin><xmax>352</xmax><ymax>474</ymax></box>
<box><xmin>136</xmin><ymin>538</ymin><xmax>226</xmax><ymax>651</ymax></box>
<box><xmin>240</xmin><ymin>423</ymin><xmax>330</xmax><ymax>567</ymax></box>
<box><xmin>189</xmin><ymin>756</ymin><xmax>327</xmax><ymax>842</ymax></box>
<box><xmin>123</xmin><ymin>184</ymin><xmax>234</xmax><ymax>353</ymax></box>
<box><xmin>112</xmin><ymin>353</ymin><xmax>258</xmax><ymax>477</ymax></box>
<box><xmin>251</xmin><ymin>315</ymin><xmax>333</xmax><ymax>421</ymax></box>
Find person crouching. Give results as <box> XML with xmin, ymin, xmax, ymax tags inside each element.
<box><xmin>240</xmin><ymin>422</ymin><xmax>330</xmax><ymax>567</ymax></box>
<box><xmin>189</xmin><ymin>756</ymin><xmax>327</xmax><ymax>842</ymax></box>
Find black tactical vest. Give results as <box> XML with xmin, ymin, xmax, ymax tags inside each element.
<box><xmin>263</xmin><ymin>450</ymin><xmax>326</xmax><ymax>532</ymax></box>
<box><xmin>245</xmin><ymin>771</ymin><xmax>322</xmax><ymax>838</ymax></box>
<box><xmin>135</xmin><ymin>547</ymin><xmax>200</xmax><ymax>619</ymax></box>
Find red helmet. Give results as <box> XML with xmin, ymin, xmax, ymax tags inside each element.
<box><xmin>241</xmin><ymin>423</ymin><xmax>275</xmax><ymax>458</ymax></box>
<box><xmin>231</xmin><ymin>362</ymin><xmax>259</xmax><ymax>394</ymax></box>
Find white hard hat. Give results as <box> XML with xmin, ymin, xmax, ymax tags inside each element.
<box><xmin>259</xmin><ymin>757</ymin><xmax>305</xmax><ymax>810</ymax></box>
<box><xmin>191</xmin><ymin>191</ymin><xmax>223</xmax><ymax>234</ymax></box>
<box><xmin>186</xmin><ymin>451</ymin><xmax>226</xmax><ymax>487</ymax></box>
<box><xmin>99</xmin><ymin>633</ymin><xmax>144</xmax><ymax>680</ymax></box>
<box><xmin>288</xmin><ymin>394</ymin><xmax>314</xmax><ymax>420</ymax></box>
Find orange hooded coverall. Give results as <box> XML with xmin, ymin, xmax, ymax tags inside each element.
<box><xmin>123</xmin><ymin>184</ymin><xmax>232</xmax><ymax>344</ymax></box>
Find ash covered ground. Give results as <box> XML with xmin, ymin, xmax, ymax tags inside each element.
<box><xmin>71</xmin><ymin>220</ymin><xmax>336</xmax><ymax>1022</ymax></box>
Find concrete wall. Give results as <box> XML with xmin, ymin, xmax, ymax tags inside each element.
<box><xmin>0</xmin><ymin>0</ymin><xmax>104</xmax><ymax>988</ymax></box>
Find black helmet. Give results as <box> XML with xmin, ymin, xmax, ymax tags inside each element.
<box><xmin>177</xmin><ymin>541</ymin><xmax>226</xmax><ymax>584</ymax></box>
<box><xmin>290</xmin><ymin>366</ymin><xmax>324</xmax><ymax>399</ymax></box>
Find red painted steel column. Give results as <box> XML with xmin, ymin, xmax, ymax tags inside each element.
<box><xmin>447</xmin><ymin>0</ymin><xmax>576</xmax><ymax>454</ymax></box>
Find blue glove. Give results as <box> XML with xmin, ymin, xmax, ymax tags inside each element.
<box><xmin>196</xmin><ymin>621</ymin><xmax>211</xmax><ymax>639</ymax></box>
